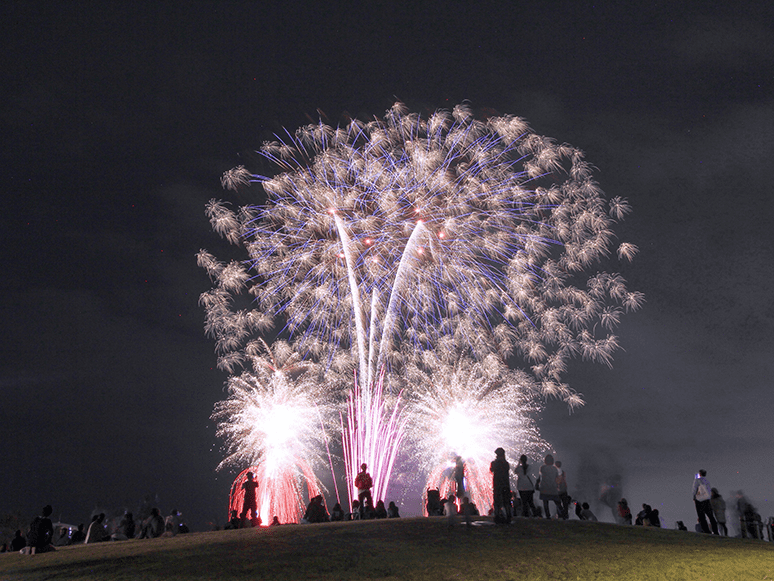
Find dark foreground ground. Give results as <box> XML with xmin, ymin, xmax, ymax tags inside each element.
<box><xmin>1</xmin><ymin>516</ymin><xmax>773</xmax><ymax>580</ymax></box>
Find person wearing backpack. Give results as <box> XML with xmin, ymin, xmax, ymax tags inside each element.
<box><xmin>692</xmin><ymin>469</ymin><xmax>719</xmax><ymax>534</ymax></box>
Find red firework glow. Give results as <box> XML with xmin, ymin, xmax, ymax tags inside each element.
<box><xmin>228</xmin><ymin>465</ymin><xmax>323</xmax><ymax>526</ymax></box>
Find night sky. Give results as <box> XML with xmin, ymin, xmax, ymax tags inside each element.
<box><xmin>2</xmin><ymin>1</ymin><xmax>773</xmax><ymax>532</ymax></box>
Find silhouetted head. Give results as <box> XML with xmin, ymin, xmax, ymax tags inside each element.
<box><xmin>246</xmin><ymin>472</ymin><xmax>254</xmax><ymax>480</ymax></box>
<box><xmin>42</xmin><ymin>505</ymin><xmax>53</xmax><ymax>517</ymax></box>
<box><xmin>698</xmin><ymin>469</ymin><xmax>707</xmax><ymax>477</ymax></box>
<box><xmin>361</xmin><ymin>463</ymin><xmax>367</xmax><ymax>471</ymax></box>
<box><xmin>519</xmin><ymin>454</ymin><xmax>528</xmax><ymax>465</ymax></box>
<box><xmin>544</xmin><ymin>454</ymin><xmax>554</xmax><ymax>465</ymax></box>
<box><xmin>495</xmin><ymin>447</ymin><xmax>505</xmax><ymax>457</ymax></box>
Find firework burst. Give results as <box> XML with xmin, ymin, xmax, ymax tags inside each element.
<box><xmin>404</xmin><ymin>354</ymin><xmax>548</xmax><ymax>514</ymax></box>
<box><xmin>211</xmin><ymin>341</ymin><xmax>336</xmax><ymax>524</ymax></box>
<box><xmin>201</xmin><ymin>102</ymin><xmax>642</xmax><ymax>504</ymax></box>
<box><xmin>200</xmin><ymin>102</ymin><xmax>642</xmax><ymax>403</ymax></box>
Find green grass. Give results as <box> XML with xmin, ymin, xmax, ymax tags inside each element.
<box><xmin>2</xmin><ymin>517</ymin><xmax>773</xmax><ymax>580</ymax></box>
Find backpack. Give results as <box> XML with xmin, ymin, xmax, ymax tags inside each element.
<box><xmin>695</xmin><ymin>481</ymin><xmax>711</xmax><ymax>502</ymax></box>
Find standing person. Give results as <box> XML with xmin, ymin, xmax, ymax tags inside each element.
<box><xmin>692</xmin><ymin>469</ymin><xmax>719</xmax><ymax>534</ymax></box>
<box><xmin>555</xmin><ymin>460</ymin><xmax>570</xmax><ymax>519</ymax></box>
<box><xmin>489</xmin><ymin>448</ymin><xmax>512</xmax><ymax>524</ymax></box>
<box><xmin>355</xmin><ymin>464</ymin><xmax>373</xmax><ymax>518</ymax></box>
<box><xmin>617</xmin><ymin>498</ymin><xmax>632</xmax><ymax>525</ymax></box>
<box><xmin>538</xmin><ymin>454</ymin><xmax>562</xmax><ymax>519</ymax></box>
<box><xmin>514</xmin><ymin>454</ymin><xmax>538</xmax><ymax>517</ymax></box>
<box><xmin>453</xmin><ymin>456</ymin><xmax>466</xmax><ymax>499</ymax></box>
<box><xmin>240</xmin><ymin>472</ymin><xmax>259</xmax><ymax>525</ymax></box>
<box><xmin>26</xmin><ymin>505</ymin><xmax>55</xmax><ymax>554</ymax></box>
<box><xmin>711</xmin><ymin>488</ymin><xmax>727</xmax><ymax>536</ymax></box>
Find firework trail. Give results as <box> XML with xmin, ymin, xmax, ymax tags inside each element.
<box><xmin>341</xmin><ymin>369</ymin><xmax>407</xmax><ymax>509</ymax></box>
<box><xmin>404</xmin><ymin>354</ymin><xmax>548</xmax><ymax>515</ymax></box>
<box><xmin>211</xmin><ymin>341</ymin><xmax>335</xmax><ymax>524</ymax></box>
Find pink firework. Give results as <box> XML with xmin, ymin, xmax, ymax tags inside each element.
<box><xmin>228</xmin><ymin>464</ymin><xmax>322</xmax><ymax>526</ymax></box>
<box><xmin>341</xmin><ymin>369</ymin><xmax>407</xmax><ymax>509</ymax></box>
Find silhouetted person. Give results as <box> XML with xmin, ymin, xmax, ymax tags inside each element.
<box><xmin>85</xmin><ymin>513</ymin><xmax>108</xmax><ymax>543</ymax></box>
<box><xmin>270</xmin><ymin>516</ymin><xmax>281</xmax><ymax>526</ymax></box>
<box><xmin>538</xmin><ymin>454</ymin><xmax>562</xmax><ymax>519</ymax></box>
<box><xmin>70</xmin><ymin>524</ymin><xmax>86</xmax><ymax>544</ymax></box>
<box><xmin>555</xmin><ymin>460</ymin><xmax>570</xmax><ymax>519</ymax></box>
<box><xmin>453</xmin><ymin>456</ymin><xmax>466</xmax><ymax>499</ymax></box>
<box><xmin>650</xmin><ymin>509</ymin><xmax>661</xmax><ymax>527</ymax></box>
<box><xmin>711</xmin><ymin>488</ymin><xmax>727</xmax><ymax>536</ymax></box>
<box><xmin>225</xmin><ymin>510</ymin><xmax>240</xmax><ymax>530</ymax></box>
<box><xmin>113</xmin><ymin>512</ymin><xmax>135</xmax><ymax>540</ymax></box>
<box><xmin>617</xmin><ymin>498</ymin><xmax>632</xmax><ymax>525</ymax></box>
<box><xmin>138</xmin><ymin>508</ymin><xmax>164</xmax><ymax>538</ymax></box>
<box><xmin>349</xmin><ymin>500</ymin><xmax>361</xmax><ymax>520</ymax></box>
<box><xmin>635</xmin><ymin>504</ymin><xmax>652</xmax><ymax>526</ymax></box>
<box><xmin>26</xmin><ymin>505</ymin><xmax>54</xmax><ymax>554</ymax></box>
<box><xmin>387</xmin><ymin>501</ymin><xmax>400</xmax><ymax>518</ymax></box>
<box><xmin>330</xmin><ymin>503</ymin><xmax>345</xmax><ymax>521</ymax></box>
<box><xmin>164</xmin><ymin>509</ymin><xmax>181</xmax><ymax>536</ymax></box>
<box><xmin>10</xmin><ymin>530</ymin><xmax>26</xmax><ymax>552</ymax></box>
<box><xmin>676</xmin><ymin>520</ymin><xmax>688</xmax><ymax>531</ymax></box>
<box><xmin>514</xmin><ymin>454</ymin><xmax>538</xmax><ymax>517</ymax></box>
<box><xmin>240</xmin><ymin>472</ymin><xmax>259</xmax><ymax>524</ymax></box>
<box><xmin>490</xmin><ymin>447</ymin><xmax>512</xmax><ymax>524</ymax></box>
<box><xmin>303</xmin><ymin>495</ymin><xmax>329</xmax><ymax>523</ymax></box>
<box><xmin>53</xmin><ymin>527</ymin><xmax>70</xmax><ymax>547</ymax></box>
<box><xmin>426</xmin><ymin>489</ymin><xmax>442</xmax><ymax>516</ymax></box>
<box><xmin>692</xmin><ymin>469</ymin><xmax>718</xmax><ymax>534</ymax></box>
<box><xmin>375</xmin><ymin>500</ymin><xmax>388</xmax><ymax>519</ymax></box>
<box><xmin>580</xmin><ymin>502</ymin><xmax>597</xmax><ymax>521</ymax></box>
<box><xmin>355</xmin><ymin>464</ymin><xmax>373</xmax><ymax>518</ymax></box>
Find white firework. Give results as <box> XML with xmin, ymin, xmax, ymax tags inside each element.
<box><xmin>199</xmin><ymin>102</ymin><xmax>643</xmax><ymax>402</ymax></box>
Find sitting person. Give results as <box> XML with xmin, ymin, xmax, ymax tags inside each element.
<box><xmin>10</xmin><ymin>530</ymin><xmax>26</xmax><ymax>552</ymax></box>
<box><xmin>374</xmin><ymin>500</ymin><xmax>388</xmax><ymax>519</ymax></box>
<box><xmin>163</xmin><ymin>509</ymin><xmax>181</xmax><ymax>537</ymax></box>
<box><xmin>303</xmin><ymin>495</ymin><xmax>330</xmax><ymax>523</ymax></box>
<box><xmin>580</xmin><ymin>503</ymin><xmax>598</xmax><ymax>521</ymax></box>
<box><xmin>138</xmin><ymin>508</ymin><xmax>165</xmax><ymax>539</ymax></box>
<box><xmin>387</xmin><ymin>501</ymin><xmax>400</xmax><ymax>518</ymax></box>
<box><xmin>330</xmin><ymin>503</ymin><xmax>345</xmax><ymax>521</ymax></box>
<box><xmin>112</xmin><ymin>512</ymin><xmax>135</xmax><ymax>540</ymax></box>
<box><xmin>224</xmin><ymin>510</ymin><xmax>240</xmax><ymax>530</ymax></box>
<box><xmin>53</xmin><ymin>527</ymin><xmax>71</xmax><ymax>547</ymax></box>
<box><xmin>70</xmin><ymin>524</ymin><xmax>86</xmax><ymax>544</ymax></box>
<box><xmin>349</xmin><ymin>500</ymin><xmax>361</xmax><ymax>520</ymax></box>
<box><xmin>85</xmin><ymin>514</ymin><xmax>108</xmax><ymax>543</ymax></box>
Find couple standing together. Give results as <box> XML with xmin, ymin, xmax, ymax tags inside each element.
<box><xmin>491</xmin><ymin>449</ymin><xmax>568</xmax><ymax>522</ymax></box>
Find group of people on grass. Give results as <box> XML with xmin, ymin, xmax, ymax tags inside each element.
<box><xmin>2</xmin><ymin>504</ymin><xmax>189</xmax><ymax>554</ymax></box>
<box><xmin>489</xmin><ymin>448</ymin><xmax>597</xmax><ymax>524</ymax></box>
<box><xmin>232</xmin><ymin>464</ymin><xmax>401</xmax><ymax>528</ymax></box>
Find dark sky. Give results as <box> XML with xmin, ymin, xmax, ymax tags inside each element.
<box><xmin>2</xmin><ymin>1</ymin><xmax>772</xmax><ymax>531</ymax></box>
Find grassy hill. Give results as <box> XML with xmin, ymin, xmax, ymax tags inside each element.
<box><xmin>1</xmin><ymin>517</ymin><xmax>772</xmax><ymax>580</ymax></box>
